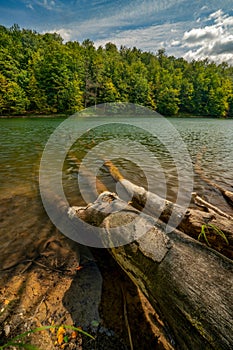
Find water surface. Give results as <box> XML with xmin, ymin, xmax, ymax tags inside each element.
<box><xmin>0</xmin><ymin>116</ymin><xmax>232</xmax><ymax>267</ymax></box>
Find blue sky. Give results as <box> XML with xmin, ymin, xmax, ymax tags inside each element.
<box><xmin>0</xmin><ymin>0</ymin><xmax>233</xmax><ymax>64</ymax></box>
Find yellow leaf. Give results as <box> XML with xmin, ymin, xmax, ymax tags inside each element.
<box><xmin>50</xmin><ymin>320</ymin><xmax>55</xmax><ymax>334</ymax></box>
<box><xmin>57</xmin><ymin>326</ymin><xmax>66</xmax><ymax>345</ymax></box>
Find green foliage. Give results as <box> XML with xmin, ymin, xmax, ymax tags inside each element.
<box><xmin>0</xmin><ymin>73</ymin><xmax>29</xmax><ymax>115</ymax></box>
<box><xmin>0</xmin><ymin>24</ymin><xmax>233</xmax><ymax>116</ymax></box>
<box><xmin>198</xmin><ymin>223</ymin><xmax>229</xmax><ymax>246</ymax></box>
<box><xmin>0</xmin><ymin>324</ymin><xmax>94</xmax><ymax>350</ymax></box>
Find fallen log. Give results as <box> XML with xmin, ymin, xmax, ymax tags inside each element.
<box><xmin>70</xmin><ymin>192</ymin><xmax>233</xmax><ymax>350</ymax></box>
<box><xmin>195</xmin><ymin>150</ymin><xmax>233</xmax><ymax>207</ymax></box>
<box><xmin>65</xmin><ymin>155</ymin><xmax>233</xmax><ymax>348</ymax></box>
<box><xmin>104</xmin><ymin>160</ymin><xmax>233</xmax><ymax>259</ymax></box>
<box><xmin>64</xmin><ymin>153</ymin><xmax>175</xmax><ymax>349</ymax></box>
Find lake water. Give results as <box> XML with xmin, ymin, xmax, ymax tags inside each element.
<box><xmin>0</xmin><ymin>116</ymin><xmax>233</xmax><ymax>266</ymax></box>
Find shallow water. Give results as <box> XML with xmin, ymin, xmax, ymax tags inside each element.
<box><xmin>0</xmin><ymin>116</ymin><xmax>232</xmax><ymax>265</ymax></box>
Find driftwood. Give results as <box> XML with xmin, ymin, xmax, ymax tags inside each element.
<box><xmin>195</xmin><ymin>150</ymin><xmax>233</xmax><ymax>207</ymax></box>
<box><xmin>66</xmin><ymin>157</ymin><xmax>233</xmax><ymax>349</ymax></box>
<box><xmin>70</xmin><ymin>191</ymin><xmax>233</xmax><ymax>350</ymax></box>
<box><xmin>104</xmin><ymin>160</ymin><xmax>233</xmax><ymax>259</ymax></box>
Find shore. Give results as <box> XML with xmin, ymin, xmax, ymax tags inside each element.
<box><xmin>0</xmin><ymin>190</ymin><xmax>171</xmax><ymax>350</ymax></box>
<box><xmin>0</xmin><ymin>114</ymin><xmax>67</xmax><ymax>119</ymax></box>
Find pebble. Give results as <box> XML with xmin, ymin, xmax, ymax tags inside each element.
<box><xmin>4</xmin><ymin>324</ymin><xmax>10</xmax><ymax>336</ymax></box>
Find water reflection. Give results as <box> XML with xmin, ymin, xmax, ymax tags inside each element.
<box><xmin>0</xmin><ymin>117</ymin><xmax>232</xmax><ymax>265</ymax></box>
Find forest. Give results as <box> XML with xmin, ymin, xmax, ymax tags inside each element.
<box><xmin>0</xmin><ymin>24</ymin><xmax>233</xmax><ymax>117</ymax></box>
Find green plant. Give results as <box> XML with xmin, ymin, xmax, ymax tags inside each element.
<box><xmin>0</xmin><ymin>324</ymin><xmax>95</xmax><ymax>350</ymax></box>
<box><xmin>198</xmin><ymin>223</ymin><xmax>229</xmax><ymax>246</ymax></box>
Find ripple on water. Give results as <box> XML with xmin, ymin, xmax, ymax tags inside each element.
<box><xmin>0</xmin><ymin>117</ymin><xmax>233</xmax><ymax>251</ymax></box>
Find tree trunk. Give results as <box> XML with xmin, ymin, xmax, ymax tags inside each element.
<box><xmin>70</xmin><ymin>192</ymin><xmax>233</xmax><ymax>350</ymax></box>
<box><xmin>195</xmin><ymin>150</ymin><xmax>233</xmax><ymax>207</ymax></box>
<box><xmin>104</xmin><ymin>160</ymin><xmax>233</xmax><ymax>259</ymax></box>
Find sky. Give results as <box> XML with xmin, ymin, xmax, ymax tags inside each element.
<box><xmin>0</xmin><ymin>0</ymin><xmax>233</xmax><ymax>64</ymax></box>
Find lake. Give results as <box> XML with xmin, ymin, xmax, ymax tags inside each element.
<box><xmin>0</xmin><ymin>115</ymin><xmax>233</xmax><ymax>266</ymax></box>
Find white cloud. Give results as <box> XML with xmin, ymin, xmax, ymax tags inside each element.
<box><xmin>181</xmin><ymin>10</ymin><xmax>233</xmax><ymax>64</ymax></box>
<box><xmin>46</xmin><ymin>12</ymin><xmax>191</xmax><ymax>57</ymax></box>
<box><xmin>19</xmin><ymin>1</ymin><xmax>233</xmax><ymax>65</ymax></box>
<box><xmin>201</xmin><ymin>6</ymin><xmax>208</xmax><ymax>11</ymax></box>
<box><xmin>45</xmin><ymin>18</ymin><xmax>187</xmax><ymax>56</ymax></box>
<box><xmin>171</xmin><ymin>39</ymin><xmax>180</xmax><ymax>46</ymax></box>
<box><xmin>103</xmin><ymin>0</ymin><xmax>182</xmax><ymax>23</ymax></box>
<box><xmin>183</xmin><ymin>26</ymin><xmax>222</xmax><ymax>46</ymax></box>
<box><xmin>26</xmin><ymin>2</ymin><xmax>34</xmax><ymax>10</ymax></box>
<box><xmin>93</xmin><ymin>21</ymin><xmax>189</xmax><ymax>53</ymax></box>
<box><xmin>25</xmin><ymin>0</ymin><xmax>59</xmax><ymax>11</ymax></box>
<box><xmin>46</xmin><ymin>0</ymin><xmax>186</xmax><ymax>42</ymax></box>
<box><xmin>54</xmin><ymin>28</ymin><xmax>73</xmax><ymax>42</ymax></box>
<box><xmin>39</xmin><ymin>0</ymin><xmax>56</xmax><ymax>10</ymax></box>
<box><xmin>44</xmin><ymin>27</ymin><xmax>73</xmax><ymax>41</ymax></box>
<box><xmin>41</xmin><ymin>28</ymin><xmax>73</xmax><ymax>42</ymax></box>
<box><xmin>208</xmin><ymin>9</ymin><xmax>224</xmax><ymax>20</ymax></box>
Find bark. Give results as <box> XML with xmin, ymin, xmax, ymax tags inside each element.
<box><xmin>104</xmin><ymin>160</ymin><xmax>233</xmax><ymax>259</ymax></box>
<box><xmin>66</xmin><ymin>158</ymin><xmax>233</xmax><ymax>348</ymax></box>
<box><xmin>195</xmin><ymin>150</ymin><xmax>233</xmax><ymax>207</ymax></box>
<box><xmin>69</xmin><ymin>192</ymin><xmax>233</xmax><ymax>350</ymax></box>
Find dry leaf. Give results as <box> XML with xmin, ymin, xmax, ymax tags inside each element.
<box><xmin>57</xmin><ymin>326</ymin><xmax>66</xmax><ymax>345</ymax></box>
<box><xmin>50</xmin><ymin>320</ymin><xmax>55</xmax><ymax>334</ymax></box>
<box><xmin>71</xmin><ymin>331</ymin><xmax>78</xmax><ymax>339</ymax></box>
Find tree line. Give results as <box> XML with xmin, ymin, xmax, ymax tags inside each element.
<box><xmin>0</xmin><ymin>24</ymin><xmax>233</xmax><ymax>117</ymax></box>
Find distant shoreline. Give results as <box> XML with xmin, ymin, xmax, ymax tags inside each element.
<box><xmin>0</xmin><ymin>112</ymin><xmax>232</xmax><ymax>119</ymax></box>
<box><xmin>0</xmin><ymin>114</ymin><xmax>67</xmax><ymax>119</ymax></box>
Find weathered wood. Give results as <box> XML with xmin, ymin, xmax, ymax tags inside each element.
<box><xmin>195</xmin><ymin>150</ymin><xmax>233</xmax><ymax>207</ymax></box>
<box><xmin>104</xmin><ymin>160</ymin><xmax>233</xmax><ymax>259</ymax></box>
<box><xmin>192</xmin><ymin>192</ymin><xmax>233</xmax><ymax>219</ymax></box>
<box><xmin>70</xmin><ymin>192</ymin><xmax>233</xmax><ymax>350</ymax></box>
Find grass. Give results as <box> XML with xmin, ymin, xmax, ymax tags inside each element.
<box><xmin>198</xmin><ymin>223</ymin><xmax>229</xmax><ymax>246</ymax></box>
<box><xmin>0</xmin><ymin>324</ymin><xmax>95</xmax><ymax>350</ymax></box>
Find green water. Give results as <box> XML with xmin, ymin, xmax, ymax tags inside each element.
<box><xmin>1</xmin><ymin>116</ymin><xmax>232</xmax><ymax>197</ymax></box>
<box><xmin>0</xmin><ymin>117</ymin><xmax>64</xmax><ymax>196</ymax></box>
<box><xmin>0</xmin><ymin>116</ymin><xmax>232</xmax><ymax>264</ymax></box>
<box><xmin>0</xmin><ymin>118</ymin><xmax>233</xmax><ymax>205</ymax></box>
